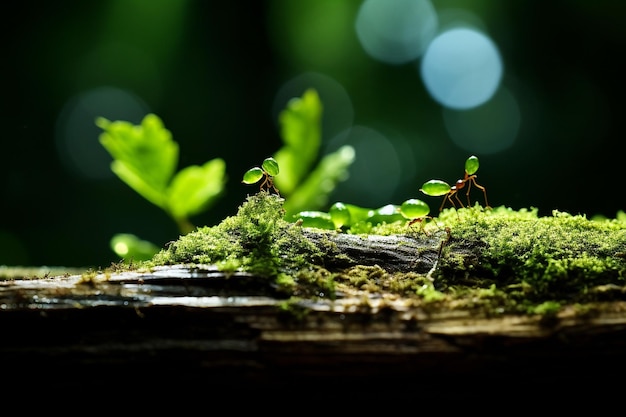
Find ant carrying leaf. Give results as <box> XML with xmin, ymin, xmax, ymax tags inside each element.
<box><xmin>242</xmin><ymin>157</ymin><xmax>281</xmax><ymax>195</ymax></box>
<box><xmin>400</xmin><ymin>198</ymin><xmax>435</xmax><ymax>235</ymax></box>
<box><xmin>420</xmin><ymin>155</ymin><xmax>490</xmax><ymax>212</ymax></box>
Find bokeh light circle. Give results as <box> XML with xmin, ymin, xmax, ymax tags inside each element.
<box><xmin>55</xmin><ymin>86</ymin><xmax>150</xmax><ymax>180</ymax></box>
<box><xmin>442</xmin><ymin>87</ymin><xmax>521</xmax><ymax>154</ymax></box>
<box><xmin>420</xmin><ymin>28</ymin><xmax>503</xmax><ymax>109</ymax></box>
<box><xmin>355</xmin><ymin>0</ymin><xmax>438</xmax><ymax>65</ymax></box>
<box><xmin>273</xmin><ymin>72</ymin><xmax>354</xmax><ymax>142</ymax></box>
<box><xmin>326</xmin><ymin>126</ymin><xmax>402</xmax><ymax>207</ymax></box>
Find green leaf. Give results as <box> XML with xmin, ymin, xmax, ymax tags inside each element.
<box><xmin>97</xmin><ymin>114</ymin><xmax>179</xmax><ymax>209</ymax></box>
<box><xmin>110</xmin><ymin>233</ymin><xmax>160</xmax><ymax>261</ymax></box>
<box><xmin>273</xmin><ymin>89</ymin><xmax>322</xmax><ymax>194</ymax></box>
<box><xmin>109</xmin><ymin>160</ymin><xmax>167</xmax><ymax>208</ymax></box>
<box><xmin>465</xmin><ymin>155</ymin><xmax>480</xmax><ymax>175</ymax></box>
<box><xmin>242</xmin><ymin>167</ymin><xmax>264</xmax><ymax>185</ymax></box>
<box><xmin>329</xmin><ymin>202</ymin><xmax>351</xmax><ymax>228</ymax></box>
<box><xmin>343</xmin><ymin>203</ymin><xmax>374</xmax><ymax>224</ymax></box>
<box><xmin>166</xmin><ymin>158</ymin><xmax>227</xmax><ymax>220</ymax></box>
<box><xmin>292</xmin><ymin>210</ymin><xmax>335</xmax><ymax>230</ymax></box>
<box><xmin>400</xmin><ymin>199</ymin><xmax>430</xmax><ymax>219</ymax></box>
<box><xmin>420</xmin><ymin>179</ymin><xmax>451</xmax><ymax>197</ymax></box>
<box><xmin>261</xmin><ymin>157</ymin><xmax>280</xmax><ymax>176</ymax></box>
<box><xmin>367</xmin><ymin>204</ymin><xmax>405</xmax><ymax>225</ymax></box>
<box><xmin>282</xmin><ymin>145</ymin><xmax>355</xmax><ymax>217</ymax></box>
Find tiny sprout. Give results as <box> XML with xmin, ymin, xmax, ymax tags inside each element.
<box><xmin>292</xmin><ymin>210</ymin><xmax>335</xmax><ymax>230</ymax></box>
<box><xmin>420</xmin><ymin>155</ymin><xmax>489</xmax><ymax>212</ymax></box>
<box><xmin>329</xmin><ymin>202</ymin><xmax>351</xmax><ymax>229</ymax></box>
<box><xmin>242</xmin><ymin>157</ymin><xmax>280</xmax><ymax>194</ymax></box>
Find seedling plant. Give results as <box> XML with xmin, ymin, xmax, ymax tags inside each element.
<box><xmin>96</xmin><ymin>79</ymin><xmax>492</xmax><ymax>264</ymax></box>
<box><xmin>97</xmin><ymin>114</ymin><xmax>227</xmax><ymax>260</ymax></box>
<box><xmin>97</xmin><ymin>88</ymin><xmax>355</xmax><ymax>262</ymax></box>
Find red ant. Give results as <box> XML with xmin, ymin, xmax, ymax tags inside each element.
<box><xmin>420</xmin><ymin>155</ymin><xmax>490</xmax><ymax>212</ymax></box>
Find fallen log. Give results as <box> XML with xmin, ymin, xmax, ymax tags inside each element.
<box><xmin>2</xmin><ymin>193</ymin><xmax>626</xmax><ymax>396</ymax></box>
<box><xmin>2</xmin><ymin>262</ymin><xmax>626</xmax><ymax>396</ymax></box>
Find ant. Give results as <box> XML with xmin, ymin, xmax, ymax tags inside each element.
<box><xmin>242</xmin><ymin>157</ymin><xmax>281</xmax><ymax>195</ymax></box>
<box><xmin>420</xmin><ymin>155</ymin><xmax>490</xmax><ymax>212</ymax></box>
<box><xmin>400</xmin><ymin>198</ymin><xmax>438</xmax><ymax>236</ymax></box>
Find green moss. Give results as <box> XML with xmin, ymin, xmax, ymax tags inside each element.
<box><xmin>149</xmin><ymin>191</ymin><xmax>323</xmax><ymax>280</ymax></box>
<box><xmin>146</xmin><ymin>192</ymin><xmax>626</xmax><ymax>317</ymax></box>
<box><xmin>433</xmin><ymin>205</ymin><xmax>626</xmax><ymax>310</ymax></box>
<box><xmin>146</xmin><ymin>192</ymin><xmax>346</xmax><ymax>301</ymax></box>
<box><xmin>530</xmin><ymin>300</ymin><xmax>562</xmax><ymax>316</ymax></box>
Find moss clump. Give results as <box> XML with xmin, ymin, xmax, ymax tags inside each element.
<box><xmin>146</xmin><ymin>192</ymin><xmax>626</xmax><ymax>316</ymax></box>
<box><xmin>149</xmin><ymin>191</ymin><xmax>322</xmax><ymax>281</ymax></box>
<box><xmin>434</xmin><ymin>205</ymin><xmax>626</xmax><ymax>309</ymax></box>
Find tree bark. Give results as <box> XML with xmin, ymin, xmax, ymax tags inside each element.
<box><xmin>301</xmin><ymin>228</ymin><xmax>446</xmax><ymax>273</ymax></box>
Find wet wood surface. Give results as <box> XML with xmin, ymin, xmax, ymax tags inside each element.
<box><xmin>2</xmin><ymin>263</ymin><xmax>626</xmax><ymax>395</ymax></box>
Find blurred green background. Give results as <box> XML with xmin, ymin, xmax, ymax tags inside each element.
<box><xmin>3</xmin><ymin>0</ymin><xmax>625</xmax><ymax>268</ymax></box>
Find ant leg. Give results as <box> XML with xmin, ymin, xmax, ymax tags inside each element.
<box><xmin>471</xmin><ymin>179</ymin><xmax>490</xmax><ymax>208</ymax></box>
<box><xmin>408</xmin><ymin>216</ymin><xmax>437</xmax><ymax>236</ymax></box>
<box><xmin>438</xmin><ymin>196</ymin><xmax>449</xmax><ymax>212</ymax></box>
<box><xmin>453</xmin><ymin>192</ymin><xmax>464</xmax><ymax>208</ymax></box>
<box><xmin>408</xmin><ymin>217</ymin><xmax>429</xmax><ymax>236</ymax></box>
<box><xmin>259</xmin><ymin>174</ymin><xmax>268</xmax><ymax>191</ymax></box>
<box><xmin>465</xmin><ymin>180</ymin><xmax>473</xmax><ymax>206</ymax></box>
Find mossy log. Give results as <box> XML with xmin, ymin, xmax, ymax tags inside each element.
<box><xmin>3</xmin><ymin>194</ymin><xmax>626</xmax><ymax>394</ymax></box>
<box><xmin>2</xmin><ymin>226</ymin><xmax>626</xmax><ymax>395</ymax></box>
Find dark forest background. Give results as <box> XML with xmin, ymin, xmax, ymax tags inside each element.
<box><xmin>2</xmin><ymin>0</ymin><xmax>625</xmax><ymax>267</ymax></box>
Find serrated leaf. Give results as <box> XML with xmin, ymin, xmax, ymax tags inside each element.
<box><xmin>97</xmin><ymin>114</ymin><xmax>178</xmax><ymax>209</ymax></box>
<box><xmin>110</xmin><ymin>160</ymin><xmax>167</xmax><ymax>208</ymax></box>
<box><xmin>282</xmin><ymin>145</ymin><xmax>355</xmax><ymax>217</ymax></box>
<box><xmin>273</xmin><ymin>89</ymin><xmax>322</xmax><ymax>194</ymax></box>
<box><xmin>166</xmin><ymin>158</ymin><xmax>227</xmax><ymax>220</ymax></box>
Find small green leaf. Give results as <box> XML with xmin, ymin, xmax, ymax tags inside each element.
<box><xmin>262</xmin><ymin>157</ymin><xmax>280</xmax><ymax>176</ymax></box>
<box><xmin>329</xmin><ymin>202</ymin><xmax>351</xmax><ymax>228</ymax></box>
<box><xmin>420</xmin><ymin>179</ymin><xmax>451</xmax><ymax>197</ymax></box>
<box><xmin>110</xmin><ymin>233</ymin><xmax>160</xmax><ymax>261</ymax></box>
<box><xmin>400</xmin><ymin>199</ymin><xmax>430</xmax><ymax>219</ymax></box>
<box><xmin>343</xmin><ymin>203</ymin><xmax>374</xmax><ymax>224</ymax></box>
<box><xmin>465</xmin><ymin>155</ymin><xmax>480</xmax><ymax>175</ymax></box>
<box><xmin>367</xmin><ymin>204</ymin><xmax>405</xmax><ymax>225</ymax></box>
<box><xmin>97</xmin><ymin>114</ymin><xmax>179</xmax><ymax>210</ymax></box>
<box><xmin>281</xmin><ymin>145</ymin><xmax>355</xmax><ymax>217</ymax></box>
<box><xmin>242</xmin><ymin>167</ymin><xmax>264</xmax><ymax>184</ymax></box>
<box><xmin>292</xmin><ymin>211</ymin><xmax>335</xmax><ymax>230</ymax></box>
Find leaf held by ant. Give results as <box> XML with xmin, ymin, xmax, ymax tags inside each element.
<box><xmin>262</xmin><ymin>157</ymin><xmax>280</xmax><ymax>177</ymax></box>
<box><xmin>465</xmin><ymin>155</ymin><xmax>480</xmax><ymax>175</ymax></box>
<box><xmin>420</xmin><ymin>179</ymin><xmax>451</xmax><ymax>197</ymax></box>
<box><xmin>400</xmin><ymin>199</ymin><xmax>430</xmax><ymax>220</ymax></box>
<box><xmin>242</xmin><ymin>167</ymin><xmax>264</xmax><ymax>184</ymax></box>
